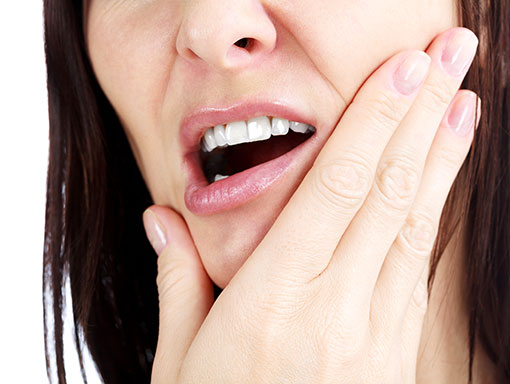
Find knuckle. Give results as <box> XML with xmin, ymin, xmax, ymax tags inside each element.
<box><xmin>436</xmin><ymin>144</ymin><xmax>467</xmax><ymax>170</ymax></box>
<box><xmin>374</xmin><ymin>156</ymin><xmax>420</xmax><ymax>211</ymax></box>
<box><xmin>419</xmin><ymin>80</ymin><xmax>455</xmax><ymax>113</ymax></box>
<box><xmin>396</xmin><ymin>211</ymin><xmax>437</xmax><ymax>261</ymax></box>
<box><xmin>317</xmin><ymin>316</ymin><xmax>365</xmax><ymax>362</ymax></box>
<box><xmin>313</xmin><ymin>154</ymin><xmax>372</xmax><ymax>209</ymax></box>
<box><xmin>411</xmin><ymin>274</ymin><xmax>429</xmax><ymax>314</ymax></box>
<box><xmin>313</xmin><ymin>295</ymin><xmax>369</xmax><ymax>363</ymax></box>
<box><xmin>156</xmin><ymin>255</ymin><xmax>190</xmax><ymax>301</ymax></box>
<box><xmin>360</xmin><ymin>91</ymin><xmax>408</xmax><ymax>128</ymax></box>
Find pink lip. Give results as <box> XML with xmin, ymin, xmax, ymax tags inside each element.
<box><xmin>180</xmin><ymin>100</ymin><xmax>320</xmax><ymax>215</ymax></box>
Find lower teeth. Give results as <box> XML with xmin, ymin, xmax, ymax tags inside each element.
<box><xmin>214</xmin><ymin>174</ymin><xmax>230</xmax><ymax>182</ymax></box>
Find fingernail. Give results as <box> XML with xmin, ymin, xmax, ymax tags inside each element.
<box><xmin>446</xmin><ymin>92</ymin><xmax>479</xmax><ymax>137</ymax></box>
<box><xmin>393</xmin><ymin>51</ymin><xmax>431</xmax><ymax>95</ymax></box>
<box><xmin>441</xmin><ymin>28</ymin><xmax>478</xmax><ymax>77</ymax></box>
<box><xmin>143</xmin><ymin>209</ymin><xmax>167</xmax><ymax>256</ymax></box>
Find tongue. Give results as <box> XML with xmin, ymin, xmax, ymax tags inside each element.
<box><xmin>224</xmin><ymin>131</ymin><xmax>310</xmax><ymax>175</ymax></box>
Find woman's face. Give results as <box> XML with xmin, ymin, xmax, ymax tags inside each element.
<box><xmin>86</xmin><ymin>0</ymin><xmax>457</xmax><ymax>288</ymax></box>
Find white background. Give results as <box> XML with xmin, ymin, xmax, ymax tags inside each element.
<box><xmin>0</xmin><ymin>2</ymin><xmax>101</xmax><ymax>383</ymax></box>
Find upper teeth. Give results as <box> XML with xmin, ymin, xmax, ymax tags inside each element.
<box><xmin>200</xmin><ymin>116</ymin><xmax>315</xmax><ymax>152</ymax></box>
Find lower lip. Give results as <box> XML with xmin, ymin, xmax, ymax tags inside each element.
<box><xmin>184</xmin><ymin>136</ymin><xmax>316</xmax><ymax>215</ymax></box>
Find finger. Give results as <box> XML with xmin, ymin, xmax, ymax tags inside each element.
<box><xmin>400</xmin><ymin>263</ymin><xmax>430</xmax><ymax>383</ymax></box>
<box><xmin>324</xmin><ymin>28</ymin><xmax>478</xmax><ymax>310</ymax></box>
<box><xmin>255</xmin><ymin>49</ymin><xmax>431</xmax><ymax>282</ymax></box>
<box><xmin>143</xmin><ymin>206</ymin><xmax>214</xmax><ymax>384</ymax></box>
<box><xmin>372</xmin><ymin>91</ymin><xmax>480</xmax><ymax>340</ymax></box>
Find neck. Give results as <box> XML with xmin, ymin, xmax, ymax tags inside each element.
<box><xmin>416</xmin><ymin>223</ymin><xmax>497</xmax><ymax>383</ymax></box>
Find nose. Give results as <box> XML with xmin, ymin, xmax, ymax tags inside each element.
<box><xmin>176</xmin><ymin>0</ymin><xmax>277</xmax><ymax>71</ymax></box>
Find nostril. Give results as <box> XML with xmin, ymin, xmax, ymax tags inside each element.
<box><xmin>226</xmin><ymin>36</ymin><xmax>268</xmax><ymax>67</ymax></box>
<box><xmin>234</xmin><ymin>38</ymin><xmax>251</xmax><ymax>49</ymax></box>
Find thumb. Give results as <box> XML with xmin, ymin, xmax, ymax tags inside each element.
<box><xmin>142</xmin><ymin>205</ymin><xmax>214</xmax><ymax>384</ymax></box>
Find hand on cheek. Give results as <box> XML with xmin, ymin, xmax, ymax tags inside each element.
<box><xmin>144</xmin><ymin>27</ymin><xmax>479</xmax><ymax>383</ymax></box>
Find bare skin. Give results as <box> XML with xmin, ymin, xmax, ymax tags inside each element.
<box><xmin>84</xmin><ymin>0</ymin><xmax>496</xmax><ymax>382</ymax></box>
<box><xmin>142</xmin><ymin>31</ymin><xmax>488</xmax><ymax>383</ymax></box>
<box><xmin>419</xmin><ymin>224</ymin><xmax>497</xmax><ymax>383</ymax></box>
<box><xmin>85</xmin><ymin>0</ymin><xmax>461</xmax><ymax>288</ymax></box>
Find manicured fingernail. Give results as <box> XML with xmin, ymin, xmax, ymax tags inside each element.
<box><xmin>393</xmin><ymin>51</ymin><xmax>431</xmax><ymax>95</ymax></box>
<box><xmin>441</xmin><ymin>28</ymin><xmax>478</xmax><ymax>77</ymax></box>
<box><xmin>446</xmin><ymin>92</ymin><xmax>479</xmax><ymax>137</ymax></box>
<box><xmin>143</xmin><ymin>209</ymin><xmax>167</xmax><ymax>255</ymax></box>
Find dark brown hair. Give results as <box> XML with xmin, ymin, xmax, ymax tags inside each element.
<box><xmin>42</xmin><ymin>0</ymin><xmax>510</xmax><ymax>382</ymax></box>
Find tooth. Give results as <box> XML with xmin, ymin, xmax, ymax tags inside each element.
<box><xmin>271</xmin><ymin>117</ymin><xmax>290</xmax><ymax>136</ymax></box>
<box><xmin>214</xmin><ymin>174</ymin><xmax>229</xmax><ymax>182</ymax></box>
<box><xmin>306</xmin><ymin>125</ymin><xmax>316</xmax><ymax>133</ymax></box>
<box><xmin>247</xmin><ymin>116</ymin><xmax>271</xmax><ymax>142</ymax></box>
<box><xmin>201</xmin><ymin>138</ymin><xmax>213</xmax><ymax>152</ymax></box>
<box><xmin>214</xmin><ymin>124</ymin><xmax>227</xmax><ymax>146</ymax></box>
<box><xmin>289</xmin><ymin>121</ymin><xmax>309</xmax><ymax>133</ymax></box>
<box><xmin>225</xmin><ymin>120</ymin><xmax>248</xmax><ymax>145</ymax></box>
<box><xmin>203</xmin><ymin>128</ymin><xmax>217</xmax><ymax>151</ymax></box>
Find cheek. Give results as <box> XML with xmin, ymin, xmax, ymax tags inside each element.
<box><xmin>87</xmin><ymin>12</ymin><xmax>170</xmax><ymax>127</ymax></box>
<box><xmin>185</xmin><ymin>196</ymin><xmax>284</xmax><ymax>288</ymax></box>
<box><xmin>86</xmin><ymin>2</ymin><xmax>183</xmax><ymax>202</ymax></box>
<box><xmin>274</xmin><ymin>0</ymin><xmax>457</xmax><ymax>103</ymax></box>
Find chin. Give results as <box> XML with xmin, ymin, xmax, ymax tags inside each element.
<box><xmin>190</xmin><ymin>184</ymin><xmax>295</xmax><ymax>289</ymax></box>
<box><xmin>201</xmin><ymin>245</ymin><xmax>250</xmax><ymax>289</ymax></box>
<box><xmin>197</xmin><ymin>228</ymin><xmax>265</xmax><ymax>289</ymax></box>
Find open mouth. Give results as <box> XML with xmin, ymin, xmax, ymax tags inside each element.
<box><xmin>199</xmin><ymin>116</ymin><xmax>316</xmax><ymax>184</ymax></box>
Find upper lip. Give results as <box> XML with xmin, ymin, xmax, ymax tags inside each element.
<box><xmin>179</xmin><ymin>98</ymin><xmax>320</xmax><ymax>156</ymax></box>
